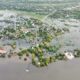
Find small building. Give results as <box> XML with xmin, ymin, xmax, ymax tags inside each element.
<box><xmin>0</xmin><ymin>48</ymin><xmax>7</xmax><ymax>56</ymax></box>
<box><xmin>64</xmin><ymin>52</ymin><xmax>74</xmax><ymax>60</ymax></box>
<box><xmin>20</xmin><ymin>27</ymin><xmax>29</xmax><ymax>33</ymax></box>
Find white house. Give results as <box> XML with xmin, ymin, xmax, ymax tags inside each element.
<box><xmin>64</xmin><ymin>52</ymin><xmax>74</xmax><ymax>60</ymax></box>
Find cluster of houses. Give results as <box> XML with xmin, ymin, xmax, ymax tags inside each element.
<box><xmin>0</xmin><ymin>46</ymin><xmax>75</xmax><ymax>60</ymax></box>
<box><xmin>64</xmin><ymin>19</ymin><xmax>80</xmax><ymax>27</ymax></box>
<box><xmin>0</xmin><ymin>10</ymin><xmax>29</xmax><ymax>31</ymax></box>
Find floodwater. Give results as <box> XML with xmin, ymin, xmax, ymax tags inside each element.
<box><xmin>0</xmin><ymin>11</ymin><xmax>80</xmax><ymax>80</ymax></box>
<box><xmin>0</xmin><ymin>58</ymin><xmax>80</xmax><ymax>80</ymax></box>
<box><xmin>1</xmin><ymin>26</ymin><xmax>80</xmax><ymax>53</ymax></box>
<box><xmin>59</xmin><ymin>27</ymin><xmax>80</xmax><ymax>51</ymax></box>
<box><xmin>51</xmin><ymin>26</ymin><xmax>80</xmax><ymax>52</ymax></box>
<box><xmin>0</xmin><ymin>39</ymin><xmax>31</xmax><ymax>49</ymax></box>
<box><xmin>61</xmin><ymin>27</ymin><xmax>80</xmax><ymax>52</ymax></box>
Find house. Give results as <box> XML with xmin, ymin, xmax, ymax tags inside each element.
<box><xmin>20</xmin><ymin>27</ymin><xmax>29</xmax><ymax>33</ymax></box>
<box><xmin>64</xmin><ymin>52</ymin><xmax>74</xmax><ymax>60</ymax></box>
<box><xmin>0</xmin><ymin>48</ymin><xmax>7</xmax><ymax>55</ymax></box>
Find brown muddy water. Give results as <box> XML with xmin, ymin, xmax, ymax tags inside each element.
<box><xmin>0</xmin><ymin>58</ymin><xmax>80</xmax><ymax>80</ymax></box>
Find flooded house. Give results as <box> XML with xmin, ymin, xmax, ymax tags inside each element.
<box><xmin>64</xmin><ymin>51</ymin><xmax>74</xmax><ymax>60</ymax></box>
<box><xmin>0</xmin><ymin>48</ymin><xmax>7</xmax><ymax>57</ymax></box>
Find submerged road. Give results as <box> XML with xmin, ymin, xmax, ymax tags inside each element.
<box><xmin>0</xmin><ymin>58</ymin><xmax>80</xmax><ymax>80</ymax></box>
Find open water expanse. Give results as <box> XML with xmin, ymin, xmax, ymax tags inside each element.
<box><xmin>0</xmin><ymin>58</ymin><xmax>80</xmax><ymax>80</ymax></box>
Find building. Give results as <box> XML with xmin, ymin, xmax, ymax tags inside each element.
<box><xmin>0</xmin><ymin>48</ymin><xmax>7</xmax><ymax>56</ymax></box>
<box><xmin>64</xmin><ymin>52</ymin><xmax>74</xmax><ymax>60</ymax></box>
